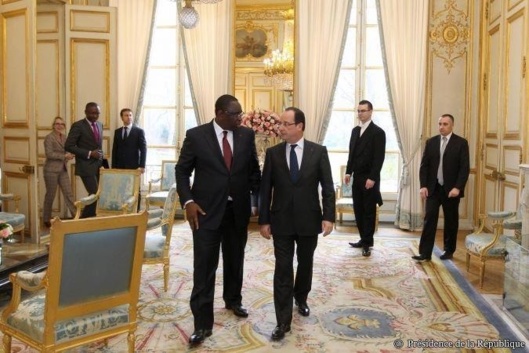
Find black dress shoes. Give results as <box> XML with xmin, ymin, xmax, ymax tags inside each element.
<box><xmin>362</xmin><ymin>247</ymin><xmax>371</xmax><ymax>257</ymax></box>
<box><xmin>188</xmin><ymin>329</ymin><xmax>212</xmax><ymax>345</ymax></box>
<box><xmin>440</xmin><ymin>252</ymin><xmax>454</xmax><ymax>260</ymax></box>
<box><xmin>271</xmin><ymin>324</ymin><xmax>291</xmax><ymax>341</ymax></box>
<box><xmin>411</xmin><ymin>254</ymin><xmax>431</xmax><ymax>262</ymax></box>
<box><xmin>295</xmin><ymin>300</ymin><xmax>310</xmax><ymax>316</ymax></box>
<box><xmin>225</xmin><ymin>304</ymin><xmax>249</xmax><ymax>318</ymax></box>
<box><xmin>349</xmin><ymin>241</ymin><xmax>363</xmax><ymax>248</ymax></box>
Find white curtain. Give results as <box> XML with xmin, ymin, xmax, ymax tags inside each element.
<box><xmin>111</xmin><ymin>0</ymin><xmax>156</xmax><ymax>121</ymax></box>
<box><xmin>296</xmin><ymin>0</ymin><xmax>352</xmax><ymax>143</ymax></box>
<box><xmin>181</xmin><ymin>1</ymin><xmax>232</xmax><ymax>124</ymax></box>
<box><xmin>377</xmin><ymin>0</ymin><xmax>429</xmax><ymax>230</ymax></box>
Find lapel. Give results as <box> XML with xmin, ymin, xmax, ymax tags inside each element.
<box><xmin>356</xmin><ymin>123</ymin><xmax>374</xmax><ymax>151</ymax></box>
<box><xmin>232</xmin><ymin>127</ymin><xmax>243</xmax><ymax>170</ymax></box>
<box><xmin>204</xmin><ymin>121</ymin><xmax>227</xmax><ymax>171</ymax></box>
<box><xmin>298</xmin><ymin>141</ymin><xmax>313</xmax><ymax>181</ymax></box>
<box><xmin>349</xmin><ymin>126</ymin><xmax>360</xmax><ymax>153</ymax></box>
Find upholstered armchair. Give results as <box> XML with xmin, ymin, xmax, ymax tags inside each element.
<box><xmin>465</xmin><ymin>210</ymin><xmax>521</xmax><ymax>288</ymax></box>
<box><xmin>74</xmin><ymin>168</ymin><xmax>141</xmax><ymax>219</ymax></box>
<box><xmin>144</xmin><ymin>183</ymin><xmax>178</xmax><ymax>291</ymax></box>
<box><xmin>0</xmin><ymin>212</ymin><xmax>148</xmax><ymax>352</ymax></box>
<box><xmin>335</xmin><ymin>166</ymin><xmax>379</xmax><ymax>230</ymax></box>
<box><xmin>146</xmin><ymin>160</ymin><xmax>177</xmax><ymax>208</ymax></box>
<box><xmin>0</xmin><ymin>193</ymin><xmax>25</xmax><ymax>242</ymax></box>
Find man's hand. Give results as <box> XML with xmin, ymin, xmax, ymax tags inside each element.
<box><xmin>260</xmin><ymin>224</ymin><xmax>271</xmax><ymax>239</ymax></box>
<box><xmin>365</xmin><ymin>179</ymin><xmax>375</xmax><ymax>189</ymax></box>
<box><xmin>138</xmin><ymin>167</ymin><xmax>145</xmax><ymax>174</ymax></box>
<box><xmin>321</xmin><ymin>221</ymin><xmax>333</xmax><ymax>237</ymax></box>
<box><xmin>448</xmin><ymin>188</ymin><xmax>460</xmax><ymax>198</ymax></box>
<box><xmin>251</xmin><ymin>206</ymin><xmax>258</xmax><ymax>216</ymax></box>
<box><xmin>344</xmin><ymin>174</ymin><xmax>351</xmax><ymax>185</ymax></box>
<box><xmin>419</xmin><ymin>187</ymin><xmax>428</xmax><ymax>199</ymax></box>
<box><xmin>185</xmin><ymin>202</ymin><xmax>206</xmax><ymax>230</ymax></box>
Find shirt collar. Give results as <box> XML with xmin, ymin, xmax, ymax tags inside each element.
<box><xmin>213</xmin><ymin>120</ymin><xmax>230</xmax><ymax>136</ymax></box>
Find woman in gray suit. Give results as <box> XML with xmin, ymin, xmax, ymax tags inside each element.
<box><xmin>42</xmin><ymin>117</ymin><xmax>77</xmax><ymax>228</ymax></box>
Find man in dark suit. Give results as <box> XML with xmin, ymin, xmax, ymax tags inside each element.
<box><xmin>412</xmin><ymin>114</ymin><xmax>470</xmax><ymax>262</ymax></box>
<box><xmin>111</xmin><ymin>108</ymin><xmax>147</xmax><ymax>210</ymax></box>
<box><xmin>259</xmin><ymin>107</ymin><xmax>335</xmax><ymax>341</ymax></box>
<box><xmin>345</xmin><ymin>99</ymin><xmax>386</xmax><ymax>257</ymax></box>
<box><xmin>65</xmin><ymin>102</ymin><xmax>104</xmax><ymax>218</ymax></box>
<box><xmin>175</xmin><ymin>94</ymin><xmax>261</xmax><ymax>346</ymax></box>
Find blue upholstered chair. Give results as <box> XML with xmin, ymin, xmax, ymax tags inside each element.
<box><xmin>146</xmin><ymin>160</ymin><xmax>177</xmax><ymax>208</ymax></box>
<box><xmin>0</xmin><ymin>193</ymin><xmax>25</xmax><ymax>242</ymax></box>
<box><xmin>465</xmin><ymin>210</ymin><xmax>521</xmax><ymax>288</ymax></box>
<box><xmin>0</xmin><ymin>212</ymin><xmax>148</xmax><ymax>352</ymax></box>
<box><xmin>335</xmin><ymin>165</ymin><xmax>379</xmax><ymax>230</ymax></box>
<box><xmin>74</xmin><ymin>168</ymin><xmax>141</xmax><ymax>219</ymax></box>
<box><xmin>144</xmin><ymin>183</ymin><xmax>178</xmax><ymax>291</ymax></box>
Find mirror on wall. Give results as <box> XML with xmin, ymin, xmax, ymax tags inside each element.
<box><xmin>233</xmin><ymin>0</ymin><xmax>294</xmax><ymax>114</ymax></box>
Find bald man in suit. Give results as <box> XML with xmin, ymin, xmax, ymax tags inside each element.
<box><xmin>65</xmin><ymin>102</ymin><xmax>104</xmax><ymax>218</ymax></box>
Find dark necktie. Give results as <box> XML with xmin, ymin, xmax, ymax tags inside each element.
<box><xmin>123</xmin><ymin>126</ymin><xmax>128</xmax><ymax>139</ymax></box>
<box><xmin>222</xmin><ymin>131</ymin><xmax>232</xmax><ymax>171</ymax></box>
<box><xmin>290</xmin><ymin>144</ymin><xmax>299</xmax><ymax>182</ymax></box>
<box><xmin>91</xmin><ymin>122</ymin><xmax>99</xmax><ymax>143</ymax></box>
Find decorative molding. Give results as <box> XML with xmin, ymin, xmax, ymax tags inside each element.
<box><xmin>429</xmin><ymin>0</ymin><xmax>470</xmax><ymax>73</ymax></box>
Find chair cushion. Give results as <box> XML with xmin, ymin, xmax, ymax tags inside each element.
<box><xmin>0</xmin><ymin>212</ymin><xmax>25</xmax><ymax>228</ymax></box>
<box><xmin>5</xmin><ymin>293</ymin><xmax>129</xmax><ymax>343</ymax></box>
<box><xmin>487</xmin><ymin>211</ymin><xmax>516</xmax><ymax>220</ymax></box>
<box><xmin>144</xmin><ymin>234</ymin><xmax>165</xmax><ymax>258</ymax></box>
<box><xmin>148</xmin><ymin>191</ymin><xmax>168</xmax><ymax>206</ymax></box>
<box><xmin>336</xmin><ymin>198</ymin><xmax>354</xmax><ymax>211</ymax></box>
<box><xmin>465</xmin><ymin>234</ymin><xmax>511</xmax><ymax>256</ymax></box>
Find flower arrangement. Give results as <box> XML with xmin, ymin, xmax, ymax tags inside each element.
<box><xmin>0</xmin><ymin>223</ymin><xmax>13</xmax><ymax>240</ymax></box>
<box><xmin>241</xmin><ymin>109</ymin><xmax>281</xmax><ymax>137</ymax></box>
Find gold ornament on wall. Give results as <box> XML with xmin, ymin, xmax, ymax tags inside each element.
<box><xmin>429</xmin><ymin>0</ymin><xmax>470</xmax><ymax>73</ymax></box>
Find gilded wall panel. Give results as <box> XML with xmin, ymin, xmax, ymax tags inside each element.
<box><xmin>486</xmin><ymin>25</ymin><xmax>501</xmax><ymax>138</ymax></box>
<box><xmin>36</xmin><ymin>40</ymin><xmax>61</xmax><ymax>126</ymax></box>
<box><xmin>2</xmin><ymin>171</ymin><xmax>31</xmax><ymax>227</ymax></box>
<box><xmin>2</xmin><ymin>9</ymin><xmax>29</xmax><ymax>127</ymax></box>
<box><xmin>2</xmin><ymin>137</ymin><xmax>30</xmax><ymax>164</ymax></box>
<box><xmin>70</xmin><ymin>39</ymin><xmax>110</xmax><ymax>128</ymax></box>
<box><xmin>489</xmin><ymin>0</ymin><xmax>502</xmax><ymax>24</ymax></box>
<box><xmin>70</xmin><ymin>9</ymin><xmax>110</xmax><ymax>33</ymax></box>
<box><xmin>503</xmin><ymin>145</ymin><xmax>523</xmax><ymax>175</ymax></box>
<box><xmin>485</xmin><ymin>143</ymin><xmax>499</xmax><ymax>170</ymax></box>
<box><xmin>37</xmin><ymin>11</ymin><xmax>59</xmax><ymax>33</ymax></box>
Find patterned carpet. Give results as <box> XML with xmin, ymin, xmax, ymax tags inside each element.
<box><xmin>2</xmin><ymin>223</ymin><xmax>523</xmax><ymax>352</ymax></box>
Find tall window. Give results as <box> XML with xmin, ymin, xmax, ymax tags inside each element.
<box><xmin>323</xmin><ymin>0</ymin><xmax>400</xmax><ymax>193</ymax></box>
<box><xmin>140</xmin><ymin>0</ymin><xmax>197</xmax><ymax>181</ymax></box>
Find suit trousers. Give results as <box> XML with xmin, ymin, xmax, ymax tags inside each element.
<box><xmin>352</xmin><ymin>175</ymin><xmax>378</xmax><ymax>246</ymax></box>
<box><xmin>42</xmin><ymin>170</ymin><xmax>77</xmax><ymax>221</ymax></box>
<box><xmin>272</xmin><ymin>234</ymin><xmax>318</xmax><ymax>326</ymax></box>
<box><xmin>419</xmin><ymin>183</ymin><xmax>461</xmax><ymax>257</ymax></box>
<box><xmin>80</xmin><ymin>174</ymin><xmax>99</xmax><ymax>218</ymax></box>
<box><xmin>190</xmin><ymin>202</ymin><xmax>248</xmax><ymax>330</ymax></box>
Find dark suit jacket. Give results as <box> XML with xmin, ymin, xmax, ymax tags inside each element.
<box><xmin>258</xmin><ymin>140</ymin><xmax>335</xmax><ymax>236</ymax></box>
<box><xmin>420</xmin><ymin>133</ymin><xmax>470</xmax><ymax>197</ymax></box>
<box><xmin>175</xmin><ymin>120</ymin><xmax>261</xmax><ymax>230</ymax></box>
<box><xmin>111</xmin><ymin>125</ymin><xmax>147</xmax><ymax>169</ymax></box>
<box><xmin>345</xmin><ymin>122</ymin><xmax>386</xmax><ymax>182</ymax></box>
<box><xmin>65</xmin><ymin>119</ymin><xmax>103</xmax><ymax>177</ymax></box>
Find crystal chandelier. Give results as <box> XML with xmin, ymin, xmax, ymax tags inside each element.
<box><xmin>263</xmin><ymin>41</ymin><xmax>294</xmax><ymax>91</ymax></box>
<box><xmin>175</xmin><ymin>0</ymin><xmax>223</xmax><ymax>30</ymax></box>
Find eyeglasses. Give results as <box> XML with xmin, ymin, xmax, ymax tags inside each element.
<box><xmin>357</xmin><ymin>109</ymin><xmax>371</xmax><ymax>113</ymax></box>
<box><xmin>224</xmin><ymin>110</ymin><xmax>243</xmax><ymax>118</ymax></box>
<box><xmin>279</xmin><ymin>121</ymin><xmax>297</xmax><ymax>127</ymax></box>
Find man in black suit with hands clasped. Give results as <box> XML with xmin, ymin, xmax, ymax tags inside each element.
<box><xmin>345</xmin><ymin>99</ymin><xmax>386</xmax><ymax>257</ymax></box>
<box><xmin>259</xmin><ymin>107</ymin><xmax>335</xmax><ymax>341</ymax></box>
<box><xmin>111</xmin><ymin>108</ymin><xmax>147</xmax><ymax>210</ymax></box>
<box><xmin>412</xmin><ymin>114</ymin><xmax>469</xmax><ymax>262</ymax></box>
<box><xmin>175</xmin><ymin>94</ymin><xmax>261</xmax><ymax>346</ymax></box>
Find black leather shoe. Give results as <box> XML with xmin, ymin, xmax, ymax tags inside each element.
<box><xmin>225</xmin><ymin>304</ymin><xmax>249</xmax><ymax>318</ymax></box>
<box><xmin>188</xmin><ymin>329</ymin><xmax>212</xmax><ymax>345</ymax></box>
<box><xmin>362</xmin><ymin>247</ymin><xmax>371</xmax><ymax>257</ymax></box>
<box><xmin>411</xmin><ymin>254</ymin><xmax>431</xmax><ymax>262</ymax></box>
<box><xmin>295</xmin><ymin>300</ymin><xmax>310</xmax><ymax>316</ymax></box>
<box><xmin>271</xmin><ymin>324</ymin><xmax>291</xmax><ymax>341</ymax></box>
<box><xmin>440</xmin><ymin>252</ymin><xmax>454</xmax><ymax>260</ymax></box>
<box><xmin>349</xmin><ymin>241</ymin><xmax>363</xmax><ymax>248</ymax></box>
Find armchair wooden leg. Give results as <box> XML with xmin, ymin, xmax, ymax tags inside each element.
<box><xmin>163</xmin><ymin>263</ymin><xmax>169</xmax><ymax>292</ymax></box>
<box><xmin>127</xmin><ymin>332</ymin><xmax>135</xmax><ymax>353</ymax></box>
<box><xmin>465</xmin><ymin>253</ymin><xmax>470</xmax><ymax>271</ymax></box>
<box><xmin>3</xmin><ymin>333</ymin><xmax>11</xmax><ymax>352</ymax></box>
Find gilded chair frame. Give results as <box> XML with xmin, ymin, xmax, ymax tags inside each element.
<box><xmin>0</xmin><ymin>193</ymin><xmax>25</xmax><ymax>242</ymax></box>
<box><xmin>0</xmin><ymin>212</ymin><xmax>148</xmax><ymax>352</ymax></box>
<box><xmin>147</xmin><ymin>160</ymin><xmax>177</xmax><ymax>208</ymax></box>
<box><xmin>144</xmin><ymin>183</ymin><xmax>178</xmax><ymax>291</ymax></box>
<box><xmin>74</xmin><ymin>168</ymin><xmax>141</xmax><ymax>219</ymax></box>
